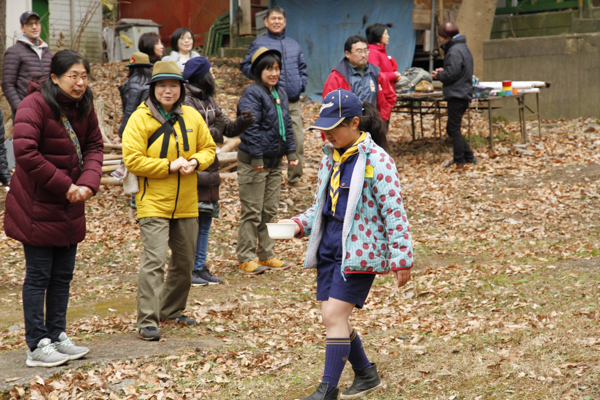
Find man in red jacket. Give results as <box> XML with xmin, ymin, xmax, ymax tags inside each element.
<box><xmin>322</xmin><ymin>35</ymin><xmax>396</xmax><ymax>126</ymax></box>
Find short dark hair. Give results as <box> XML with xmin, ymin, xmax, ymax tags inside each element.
<box><xmin>41</xmin><ymin>50</ymin><xmax>93</xmax><ymax>122</ymax></box>
<box><xmin>148</xmin><ymin>81</ymin><xmax>186</xmax><ymax>112</ymax></box>
<box><xmin>437</xmin><ymin>22</ymin><xmax>459</xmax><ymax>39</ymax></box>
<box><xmin>344</xmin><ymin>35</ymin><xmax>368</xmax><ymax>53</ymax></box>
<box><xmin>170</xmin><ymin>28</ymin><xmax>194</xmax><ymax>52</ymax></box>
<box><xmin>366</xmin><ymin>23</ymin><xmax>390</xmax><ymax>45</ymax></box>
<box><xmin>251</xmin><ymin>53</ymin><xmax>282</xmax><ymax>83</ymax></box>
<box><xmin>265</xmin><ymin>6</ymin><xmax>285</xmax><ymax>19</ymax></box>
<box><xmin>138</xmin><ymin>32</ymin><xmax>161</xmax><ymax>62</ymax></box>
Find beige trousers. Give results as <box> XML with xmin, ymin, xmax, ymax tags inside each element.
<box><xmin>287</xmin><ymin>100</ymin><xmax>304</xmax><ymax>183</ymax></box>
<box><xmin>236</xmin><ymin>161</ymin><xmax>282</xmax><ymax>262</ymax></box>
<box><xmin>137</xmin><ymin>217</ymin><xmax>198</xmax><ymax>328</ymax></box>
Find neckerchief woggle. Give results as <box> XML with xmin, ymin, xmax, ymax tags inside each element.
<box><xmin>329</xmin><ymin>131</ymin><xmax>367</xmax><ymax>215</ymax></box>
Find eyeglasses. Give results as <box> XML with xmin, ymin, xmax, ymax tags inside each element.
<box><xmin>25</xmin><ymin>21</ymin><xmax>41</xmax><ymax>27</ymax></box>
<box><xmin>354</xmin><ymin>49</ymin><xmax>370</xmax><ymax>55</ymax></box>
<box><xmin>63</xmin><ymin>74</ymin><xmax>89</xmax><ymax>82</ymax></box>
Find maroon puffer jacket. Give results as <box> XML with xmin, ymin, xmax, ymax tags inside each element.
<box><xmin>1</xmin><ymin>40</ymin><xmax>53</xmax><ymax>115</ymax></box>
<box><xmin>4</xmin><ymin>82</ymin><xmax>104</xmax><ymax>247</ymax></box>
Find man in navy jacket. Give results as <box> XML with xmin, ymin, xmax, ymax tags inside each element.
<box><xmin>240</xmin><ymin>6</ymin><xmax>309</xmax><ymax>189</ymax></box>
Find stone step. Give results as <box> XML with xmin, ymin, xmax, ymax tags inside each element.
<box><xmin>217</xmin><ymin>47</ymin><xmax>249</xmax><ymax>59</ymax></box>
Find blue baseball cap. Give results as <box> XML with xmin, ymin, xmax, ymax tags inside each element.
<box><xmin>309</xmin><ymin>89</ymin><xmax>363</xmax><ymax>130</ymax></box>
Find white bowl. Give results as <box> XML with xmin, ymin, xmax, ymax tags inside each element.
<box><xmin>266</xmin><ymin>223</ymin><xmax>296</xmax><ymax>239</ymax></box>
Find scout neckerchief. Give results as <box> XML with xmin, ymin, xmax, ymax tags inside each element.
<box><xmin>60</xmin><ymin>116</ymin><xmax>83</xmax><ymax>172</ymax></box>
<box><xmin>329</xmin><ymin>131</ymin><xmax>367</xmax><ymax>215</ymax></box>
<box><xmin>271</xmin><ymin>88</ymin><xmax>286</xmax><ymax>141</ymax></box>
<box><xmin>157</xmin><ymin>103</ymin><xmax>174</xmax><ymax>121</ymax></box>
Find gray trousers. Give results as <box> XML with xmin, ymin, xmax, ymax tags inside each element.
<box><xmin>236</xmin><ymin>161</ymin><xmax>282</xmax><ymax>262</ymax></box>
<box><xmin>137</xmin><ymin>217</ymin><xmax>198</xmax><ymax>328</ymax></box>
<box><xmin>287</xmin><ymin>100</ymin><xmax>304</xmax><ymax>183</ymax></box>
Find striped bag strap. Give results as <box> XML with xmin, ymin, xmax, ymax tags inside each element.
<box><xmin>61</xmin><ymin>115</ymin><xmax>83</xmax><ymax>172</ymax></box>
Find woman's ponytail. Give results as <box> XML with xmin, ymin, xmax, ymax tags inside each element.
<box><xmin>359</xmin><ymin>101</ymin><xmax>388</xmax><ymax>151</ymax></box>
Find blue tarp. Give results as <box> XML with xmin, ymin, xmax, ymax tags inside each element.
<box><xmin>270</xmin><ymin>0</ymin><xmax>417</xmax><ymax>102</ymax></box>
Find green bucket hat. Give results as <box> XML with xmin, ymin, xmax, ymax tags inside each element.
<box><xmin>150</xmin><ymin>61</ymin><xmax>185</xmax><ymax>83</ymax></box>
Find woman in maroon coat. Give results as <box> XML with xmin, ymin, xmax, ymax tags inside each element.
<box><xmin>4</xmin><ymin>50</ymin><xmax>103</xmax><ymax>367</ymax></box>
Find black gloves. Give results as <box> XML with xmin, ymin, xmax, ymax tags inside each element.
<box><xmin>240</xmin><ymin>110</ymin><xmax>255</xmax><ymax>127</ymax></box>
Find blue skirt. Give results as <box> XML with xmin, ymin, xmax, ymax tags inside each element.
<box><xmin>316</xmin><ymin>217</ymin><xmax>375</xmax><ymax>308</ymax></box>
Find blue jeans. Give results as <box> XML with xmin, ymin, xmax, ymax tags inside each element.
<box><xmin>22</xmin><ymin>244</ymin><xmax>77</xmax><ymax>350</ymax></box>
<box><xmin>193</xmin><ymin>212</ymin><xmax>212</xmax><ymax>272</ymax></box>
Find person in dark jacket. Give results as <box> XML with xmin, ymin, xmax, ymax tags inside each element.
<box><xmin>432</xmin><ymin>22</ymin><xmax>477</xmax><ymax>167</ymax></box>
<box><xmin>4</xmin><ymin>50</ymin><xmax>103</xmax><ymax>367</ymax></box>
<box><xmin>182</xmin><ymin>56</ymin><xmax>255</xmax><ymax>286</ymax></box>
<box><xmin>2</xmin><ymin>12</ymin><xmax>53</xmax><ymax>119</ymax></box>
<box><xmin>118</xmin><ymin>52</ymin><xmax>153</xmax><ymax>138</ymax></box>
<box><xmin>0</xmin><ymin>111</ymin><xmax>11</xmax><ymax>185</ymax></box>
<box><xmin>1</xmin><ymin>11</ymin><xmax>52</xmax><ymax>182</ymax></box>
<box><xmin>236</xmin><ymin>47</ymin><xmax>298</xmax><ymax>275</ymax></box>
<box><xmin>240</xmin><ymin>6</ymin><xmax>309</xmax><ymax>189</ymax></box>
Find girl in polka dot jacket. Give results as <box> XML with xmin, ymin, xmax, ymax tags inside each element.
<box><xmin>278</xmin><ymin>89</ymin><xmax>413</xmax><ymax>400</ymax></box>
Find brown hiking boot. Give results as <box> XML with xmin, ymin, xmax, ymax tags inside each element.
<box><xmin>258</xmin><ymin>258</ymin><xmax>291</xmax><ymax>270</ymax></box>
<box><xmin>239</xmin><ymin>260</ymin><xmax>267</xmax><ymax>275</ymax></box>
<box><xmin>286</xmin><ymin>180</ymin><xmax>311</xmax><ymax>189</ymax></box>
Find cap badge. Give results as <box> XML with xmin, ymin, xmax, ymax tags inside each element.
<box><xmin>319</xmin><ymin>102</ymin><xmax>334</xmax><ymax>113</ymax></box>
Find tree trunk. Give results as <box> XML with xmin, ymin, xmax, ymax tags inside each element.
<box><xmin>455</xmin><ymin>0</ymin><xmax>497</xmax><ymax>78</ymax></box>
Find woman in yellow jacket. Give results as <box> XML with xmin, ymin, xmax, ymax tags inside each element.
<box><xmin>122</xmin><ymin>61</ymin><xmax>216</xmax><ymax>341</ymax></box>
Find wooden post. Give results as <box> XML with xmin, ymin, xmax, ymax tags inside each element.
<box><xmin>239</xmin><ymin>0</ymin><xmax>253</xmax><ymax>36</ymax></box>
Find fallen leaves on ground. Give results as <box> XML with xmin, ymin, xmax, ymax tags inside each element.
<box><xmin>1</xmin><ymin>60</ymin><xmax>600</xmax><ymax>399</ymax></box>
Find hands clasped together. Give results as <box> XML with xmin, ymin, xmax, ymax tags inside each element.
<box><xmin>170</xmin><ymin>157</ymin><xmax>198</xmax><ymax>175</ymax></box>
<box><xmin>66</xmin><ymin>184</ymin><xmax>93</xmax><ymax>203</ymax></box>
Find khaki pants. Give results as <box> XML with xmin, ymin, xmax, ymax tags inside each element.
<box><xmin>236</xmin><ymin>161</ymin><xmax>282</xmax><ymax>262</ymax></box>
<box><xmin>137</xmin><ymin>217</ymin><xmax>198</xmax><ymax>328</ymax></box>
<box><xmin>287</xmin><ymin>100</ymin><xmax>304</xmax><ymax>183</ymax></box>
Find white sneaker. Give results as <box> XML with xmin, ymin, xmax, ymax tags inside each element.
<box><xmin>26</xmin><ymin>338</ymin><xmax>69</xmax><ymax>367</ymax></box>
<box><xmin>54</xmin><ymin>332</ymin><xmax>90</xmax><ymax>360</ymax></box>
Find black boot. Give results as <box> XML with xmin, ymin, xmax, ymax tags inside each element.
<box><xmin>340</xmin><ymin>363</ymin><xmax>382</xmax><ymax>399</ymax></box>
<box><xmin>301</xmin><ymin>382</ymin><xmax>339</xmax><ymax>400</ymax></box>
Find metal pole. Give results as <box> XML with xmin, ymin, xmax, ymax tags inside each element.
<box><xmin>579</xmin><ymin>0</ymin><xmax>584</xmax><ymax>19</ymax></box>
<box><xmin>429</xmin><ymin>0</ymin><xmax>436</xmax><ymax>74</ymax></box>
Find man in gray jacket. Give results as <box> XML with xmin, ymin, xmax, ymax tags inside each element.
<box><xmin>432</xmin><ymin>22</ymin><xmax>476</xmax><ymax>168</ymax></box>
<box><xmin>2</xmin><ymin>11</ymin><xmax>53</xmax><ymax>120</ymax></box>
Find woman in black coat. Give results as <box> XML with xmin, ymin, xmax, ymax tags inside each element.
<box><xmin>235</xmin><ymin>47</ymin><xmax>297</xmax><ymax>275</ymax></box>
<box><xmin>118</xmin><ymin>52</ymin><xmax>152</xmax><ymax>138</ymax></box>
<box><xmin>182</xmin><ymin>56</ymin><xmax>254</xmax><ymax>285</ymax></box>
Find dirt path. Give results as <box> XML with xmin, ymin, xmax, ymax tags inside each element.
<box><xmin>0</xmin><ymin>333</ymin><xmax>226</xmax><ymax>393</ymax></box>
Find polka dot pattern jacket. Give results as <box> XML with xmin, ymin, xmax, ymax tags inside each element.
<box><xmin>293</xmin><ymin>133</ymin><xmax>413</xmax><ymax>275</ymax></box>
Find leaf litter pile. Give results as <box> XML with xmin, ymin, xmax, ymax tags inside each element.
<box><xmin>1</xmin><ymin>62</ymin><xmax>600</xmax><ymax>399</ymax></box>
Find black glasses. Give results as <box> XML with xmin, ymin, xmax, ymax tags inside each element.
<box><xmin>63</xmin><ymin>74</ymin><xmax>89</xmax><ymax>82</ymax></box>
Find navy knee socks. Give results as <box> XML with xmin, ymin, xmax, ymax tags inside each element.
<box><xmin>322</xmin><ymin>337</ymin><xmax>351</xmax><ymax>390</ymax></box>
<box><xmin>348</xmin><ymin>329</ymin><xmax>371</xmax><ymax>370</ymax></box>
